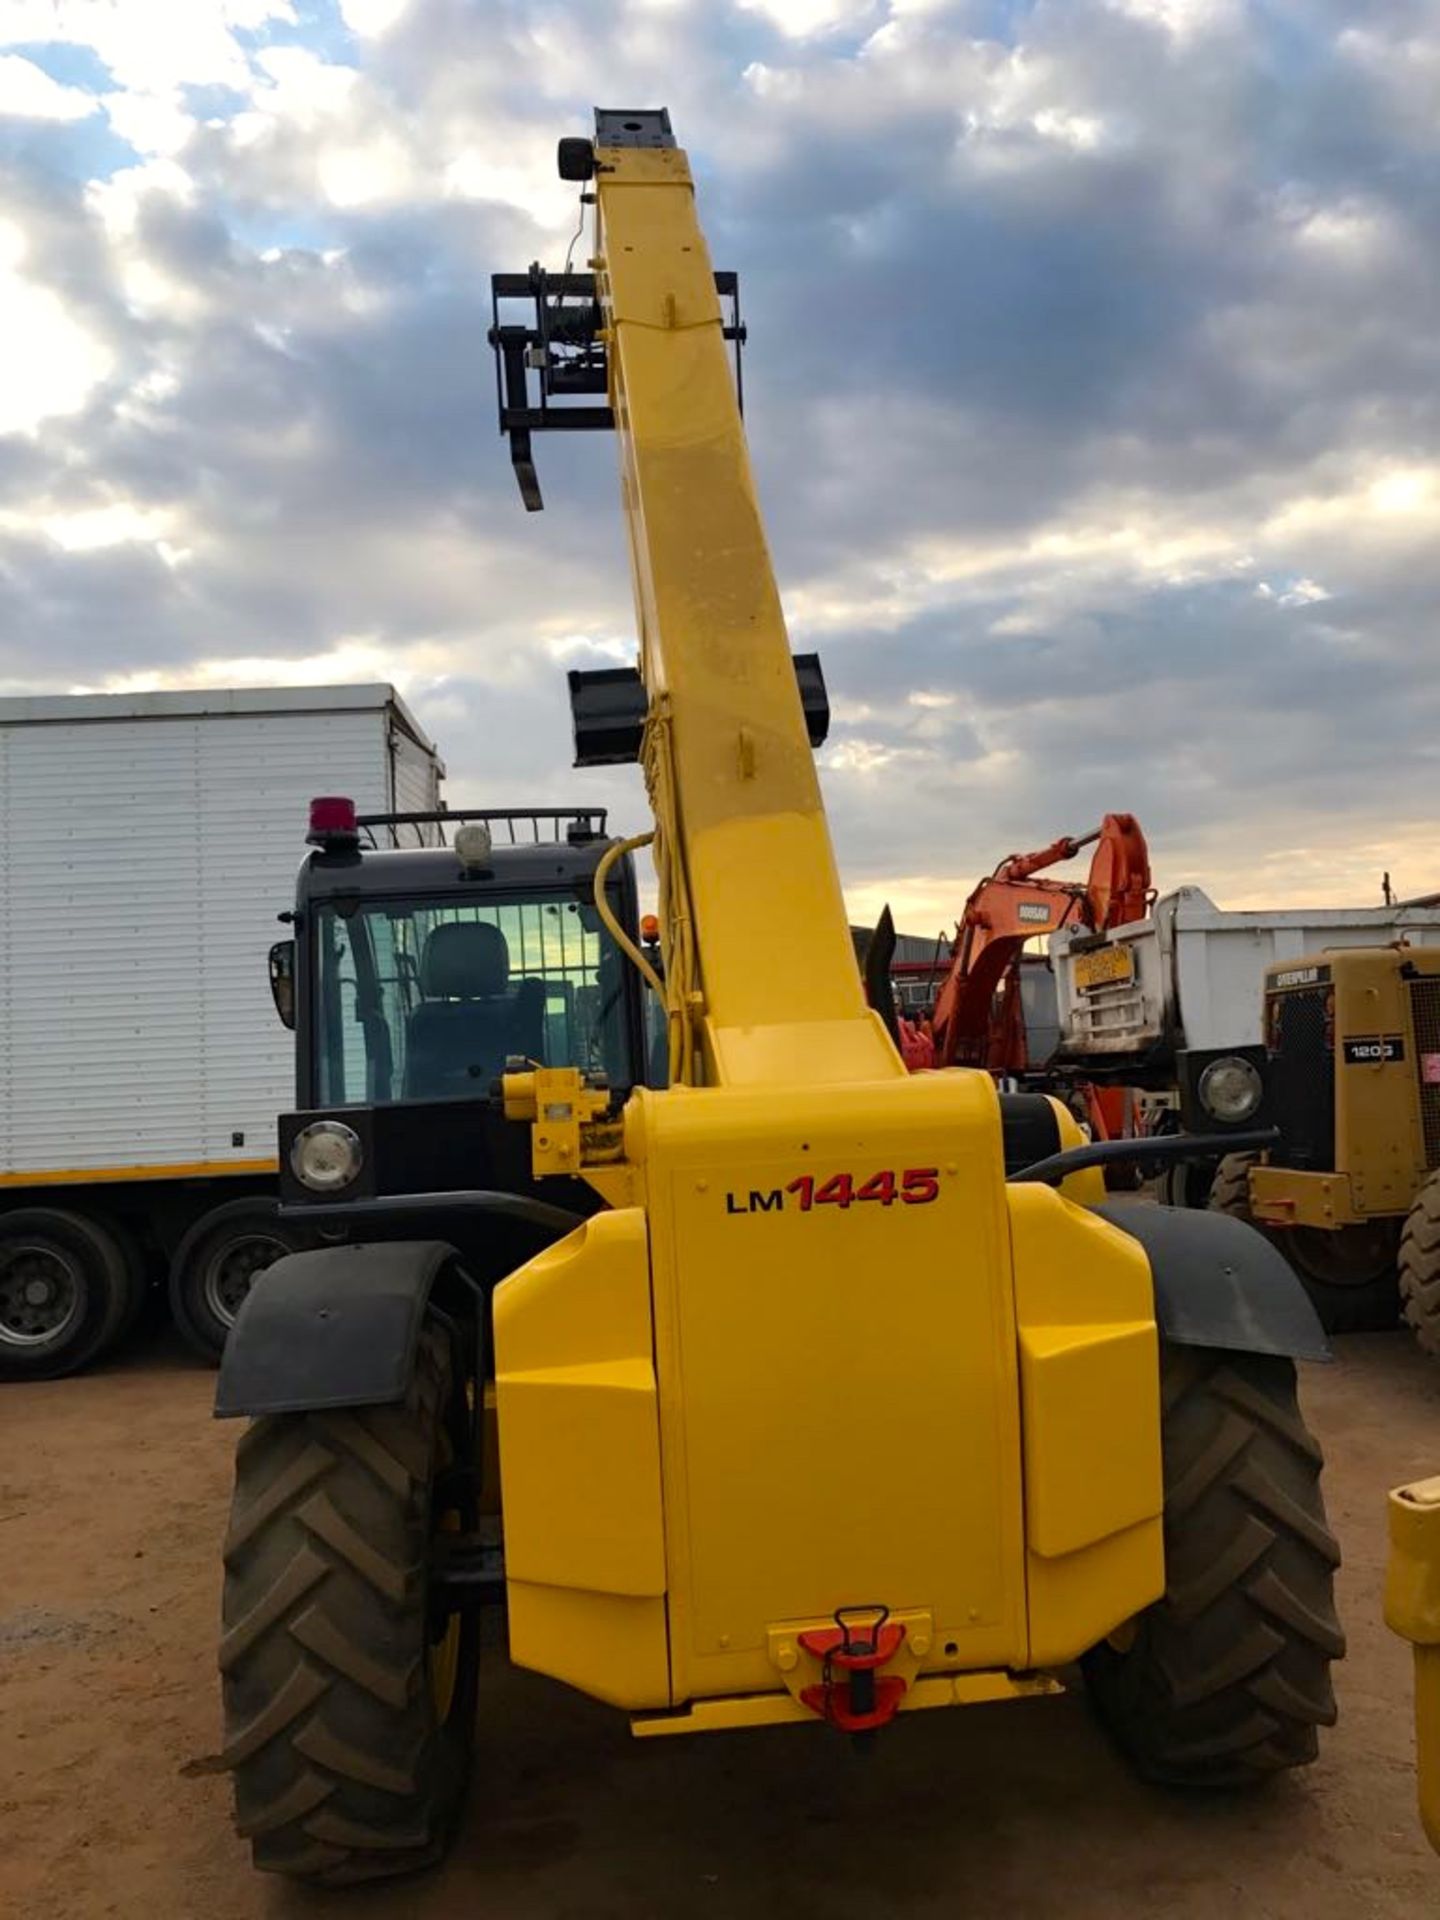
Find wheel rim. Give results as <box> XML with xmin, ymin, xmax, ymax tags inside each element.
<box><xmin>201</xmin><ymin>1231</ymin><xmax>289</xmax><ymax>1329</ymax></box>
<box><xmin>0</xmin><ymin>1242</ymin><xmax>83</xmax><ymax>1347</ymax></box>
<box><xmin>1288</xmin><ymin>1224</ymin><xmax>1395</xmax><ymax>1290</ymax></box>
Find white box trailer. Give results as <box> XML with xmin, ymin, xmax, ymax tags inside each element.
<box><xmin>1052</xmin><ymin>885</ymin><xmax>1440</xmax><ymax>1072</ymax></box>
<box><xmin>0</xmin><ymin>685</ymin><xmax>443</xmax><ymax>1378</ymax></box>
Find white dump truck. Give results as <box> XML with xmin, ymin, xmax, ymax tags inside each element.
<box><xmin>0</xmin><ymin>685</ymin><xmax>443</xmax><ymax>1378</ymax></box>
<box><xmin>1050</xmin><ymin>885</ymin><xmax>1440</xmax><ymax>1200</ymax></box>
<box><xmin>1054</xmin><ymin>886</ymin><xmax>1440</xmax><ymax>1067</ymax></box>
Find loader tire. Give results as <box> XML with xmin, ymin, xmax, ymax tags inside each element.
<box><xmin>1207</xmin><ymin>1152</ymin><xmax>1257</xmax><ymax>1222</ymax></box>
<box><xmin>1209</xmin><ymin>1153</ymin><xmax>1397</xmax><ymax>1333</ymax></box>
<box><xmin>1083</xmin><ymin>1346</ymin><xmax>1343</xmax><ymax>1787</ymax></box>
<box><xmin>219</xmin><ymin>1324</ymin><xmax>478</xmax><ymax>1885</ymax></box>
<box><xmin>1399</xmin><ymin>1173</ymin><xmax>1440</xmax><ymax>1359</ymax></box>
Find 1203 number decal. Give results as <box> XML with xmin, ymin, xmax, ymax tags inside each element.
<box><xmin>725</xmin><ymin>1169</ymin><xmax>940</xmax><ymax>1216</ymax></box>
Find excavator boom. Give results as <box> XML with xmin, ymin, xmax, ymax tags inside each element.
<box><xmin>932</xmin><ymin>812</ymin><xmax>1151</xmax><ymax>1069</ymax></box>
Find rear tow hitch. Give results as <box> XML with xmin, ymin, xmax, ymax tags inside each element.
<box><xmin>799</xmin><ymin>1605</ymin><xmax>908</xmax><ymax>1737</ymax></box>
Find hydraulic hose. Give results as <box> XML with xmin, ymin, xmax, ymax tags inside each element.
<box><xmin>593</xmin><ymin>833</ymin><xmax>664</xmax><ymax>999</ymax></box>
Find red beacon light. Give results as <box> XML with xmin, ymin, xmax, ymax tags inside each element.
<box><xmin>307</xmin><ymin>795</ymin><xmax>360</xmax><ymax>849</ymax></box>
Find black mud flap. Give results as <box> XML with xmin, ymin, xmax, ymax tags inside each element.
<box><xmin>1095</xmin><ymin>1202</ymin><xmax>1331</xmax><ymax>1364</ymax></box>
<box><xmin>215</xmin><ymin>1240</ymin><xmax>459</xmax><ymax>1418</ymax></box>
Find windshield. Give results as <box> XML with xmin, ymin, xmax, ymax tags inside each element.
<box><xmin>315</xmin><ymin>890</ymin><xmax>634</xmax><ymax>1105</ymax></box>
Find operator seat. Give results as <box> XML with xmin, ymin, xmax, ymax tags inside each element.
<box><xmin>403</xmin><ymin>922</ymin><xmax>545</xmax><ymax>1099</ymax></box>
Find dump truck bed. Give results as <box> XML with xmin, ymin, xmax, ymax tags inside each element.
<box><xmin>1051</xmin><ymin>886</ymin><xmax>1440</xmax><ymax>1073</ymax></box>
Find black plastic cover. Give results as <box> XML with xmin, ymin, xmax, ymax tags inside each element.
<box><xmin>1094</xmin><ymin>1201</ymin><xmax>1331</xmax><ymax>1363</ymax></box>
<box><xmin>998</xmin><ymin>1092</ymin><xmax>1062</xmax><ymax>1177</ymax></box>
<box><xmin>568</xmin><ymin>653</ymin><xmax>830</xmax><ymax>767</ymax></box>
<box><xmin>214</xmin><ymin>1240</ymin><xmax>456</xmax><ymax>1417</ymax></box>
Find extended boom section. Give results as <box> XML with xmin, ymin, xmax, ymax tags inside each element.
<box><xmin>594</xmin><ymin>121</ymin><xmax>893</xmax><ymax>1087</ymax></box>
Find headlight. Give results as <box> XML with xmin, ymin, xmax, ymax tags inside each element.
<box><xmin>290</xmin><ymin>1120</ymin><xmax>364</xmax><ymax>1192</ymax></box>
<box><xmin>1198</xmin><ymin>1055</ymin><xmax>1263</xmax><ymax>1124</ymax></box>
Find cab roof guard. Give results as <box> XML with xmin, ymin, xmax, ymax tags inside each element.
<box><xmin>355</xmin><ymin>807</ymin><xmax>609</xmax><ymax>848</ymax></box>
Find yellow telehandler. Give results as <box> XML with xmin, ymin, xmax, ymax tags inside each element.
<box><xmin>211</xmin><ymin>108</ymin><xmax>1343</xmax><ymax>1885</ymax></box>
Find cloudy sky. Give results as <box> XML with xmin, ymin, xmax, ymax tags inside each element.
<box><xmin>1</xmin><ymin>0</ymin><xmax>1437</xmax><ymax>933</ymax></box>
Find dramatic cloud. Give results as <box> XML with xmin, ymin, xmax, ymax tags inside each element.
<box><xmin>1</xmin><ymin>0</ymin><xmax>1437</xmax><ymax>929</ymax></box>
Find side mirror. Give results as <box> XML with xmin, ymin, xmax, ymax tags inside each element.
<box><xmin>268</xmin><ymin>940</ymin><xmax>296</xmax><ymax>1030</ymax></box>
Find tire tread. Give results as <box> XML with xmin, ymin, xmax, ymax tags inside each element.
<box><xmin>220</xmin><ymin>1328</ymin><xmax>472</xmax><ymax>1884</ymax></box>
<box><xmin>1399</xmin><ymin>1174</ymin><xmax>1440</xmax><ymax>1358</ymax></box>
<box><xmin>1084</xmin><ymin>1348</ymin><xmax>1342</xmax><ymax>1787</ymax></box>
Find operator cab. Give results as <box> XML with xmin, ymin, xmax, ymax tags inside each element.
<box><xmin>268</xmin><ymin>801</ymin><xmax>659</xmax><ymax>1275</ymax></box>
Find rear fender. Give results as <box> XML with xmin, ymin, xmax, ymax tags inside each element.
<box><xmin>215</xmin><ymin>1239</ymin><xmax>462</xmax><ymax>1417</ymax></box>
<box><xmin>1094</xmin><ymin>1202</ymin><xmax>1330</xmax><ymax>1362</ymax></box>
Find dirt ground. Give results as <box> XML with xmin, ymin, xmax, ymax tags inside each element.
<box><xmin>2</xmin><ymin>1326</ymin><xmax>1438</xmax><ymax>1920</ymax></box>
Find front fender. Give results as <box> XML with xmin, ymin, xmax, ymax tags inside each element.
<box><xmin>215</xmin><ymin>1239</ymin><xmax>460</xmax><ymax>1418</ymax></box>
<box><xmin>1094</xmin><ymin>1202</ymin><xmax>1330</xmax><ymax>1363</ymax></box>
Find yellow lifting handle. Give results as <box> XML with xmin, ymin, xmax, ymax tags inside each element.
<box><xmin>1385</xmin><ymin>1474</ymin><xmax>1440</xmax><ymax>1852</ymax></box>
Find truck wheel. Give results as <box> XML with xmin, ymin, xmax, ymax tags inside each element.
<box><xmin>1399</xmin><ymin>1174</ymin><xmax>1440</xmax><ymax>1358</ymax></box>
<box><xmin>1210</xmin><ymin>1154</ymin><xmax>1397</xmax><ymax>1333</ymax></box>
<box><xmin>169</xmin><ymin>1197</ymin><xmax>309</xmax><ymax>1364</ymax></box>
<box><xmin>1158</xmin><ymin>1158</ymin><xmax>1216</xmax><ymax>1210</ymax></box>
<box><xmin>88</xmin><ymin>1209</ymin><xmax>153</xmax><ymax>1345</ymax></box>
<box><xmin>0</xmin><ymin>1207</ymin><xmax>133</xmax><ymax>1380</ymax></box>
<box><xmin>220</xmin><ymin>1323</ymin><xmax>478</xmax><ymax>1885</ymax></box>
<box><xmin>1083</xmin><ymin>1346</ymin><xmax>1342</xmax><ymax>1786</ymax></box>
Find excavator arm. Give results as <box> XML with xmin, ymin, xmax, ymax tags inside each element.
<box><xmin>931</xmin><ymin>813</ymin><xmax>1151</xmax><ymax>1070</ymax></box>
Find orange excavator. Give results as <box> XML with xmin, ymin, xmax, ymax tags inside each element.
<box><xmin>903</xmin><ymin>815</ymin><xmax>1151</xmax><ymax>1095</ymax></box>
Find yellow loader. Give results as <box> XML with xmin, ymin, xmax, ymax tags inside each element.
<box><xmin>211</xmin><ymin>109</ymin><xmax>1343</xmax><ymax>1884</ymax></box>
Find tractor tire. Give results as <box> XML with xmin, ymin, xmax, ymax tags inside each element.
<box><xmin>1208</xmin><ymin>1152</ymin><xmax>1257</xmax><ymax>1221</ymax></box>
<box><xmin>1282</xmin><ymin>1222</ymin><xmax>1399</xmax><ymax>1335</ymax></box>
<box><xmin>1083</xmin><ymin>1346</ymin><xmax>1343</xmax><ymax>1787</ymax></box>
<box><xmin>1209</xmin><ymin>1153</ymin><xmax>1397</xmax><ymax>1333</ymax></box>
<box><xmin>169</xmin><ymin>1197</ymin><xmax>311</xmax><ymax>1364</ymax></box>
<box><xmin>1399</xmin><ymin>1173</ymin><xmax>1440</xmax><ymax>1359</ymax></box>
<box><xmin>0</xmin><ymin>1207</ymin><xmax>134</xmax><ymax>1380</ymax></box>
<box><xmin>219</xmin><ymin>1324</ymin><xmax>479</xmax><ymax>1885</ymax></box>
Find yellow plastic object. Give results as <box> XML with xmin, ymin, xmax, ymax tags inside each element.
<box><xmin>1008</xmin><ymin>1184</ymin><xmax>1165</xmax><ymax>1665</ymax></box>
<box><xmin>1386</xmin><ymin>1475</ymin><xmax>1440</xmax><ymax>1852</ymax></box>
<box><xmin>494</xmin><ymin>1208</ymin><xmax>669</xmax><ymax>1708</ymax></box>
